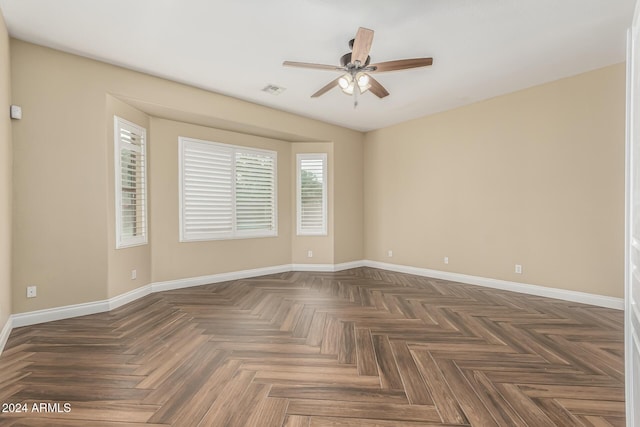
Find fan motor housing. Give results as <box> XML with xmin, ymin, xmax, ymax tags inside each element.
<box><xmin>340</xmin><ymin>53</ymin><xmax>371</xmax><ymax>68</ymax></box>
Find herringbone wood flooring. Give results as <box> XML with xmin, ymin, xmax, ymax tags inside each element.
<box><xmin>0</xmin><ymin>267</ymin><xmax>625</xmax><ymax>426</ymax></box>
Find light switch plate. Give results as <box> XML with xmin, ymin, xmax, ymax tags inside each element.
<box><xmin>10</xmin><ymin>105</ymin><xmax>22</xmax><ymax>120</ymax></box>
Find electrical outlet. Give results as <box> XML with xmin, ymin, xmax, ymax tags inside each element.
<box><xmin>131</xmin><ymin>269</ymin><xmax>137</xmax><ymax>280</ymax></box>
<box><xmin>388</xmin><ymin>250</ymin><xmax>393</xmax><ymax>257</ymax></box>
<box><xmin>515</xmin><ymin>264</ymin><xmax>522</xmax><ymax>274</ymax></box>
<box><xmin>27</xmin><ymin>285</ymin><xmax>37</xmax><ymax>298</ymax></box>
<box><xmin>307</xmin><ymin>250</ymin><xmax>313</xmax><ymax>258</ymax></box>
<box><xmin>444</xmin><ymin>256</ymin><xmax>449</xmax><ymax>264</ymax></box>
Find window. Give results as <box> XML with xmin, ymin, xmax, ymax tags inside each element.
<box><xmin>114</xmin><ymin>116</ymin><xmax>148</xmax><ymax>248</ymax></box>
<box><xmin>179</xmin><ymin>137</ymin><xmax>277</xmax><ymax>241</ymax></box>
<box><xmin>297</xmin><ymin>153</ymin><xmax>327</xmax><ymax>235</ymax></box>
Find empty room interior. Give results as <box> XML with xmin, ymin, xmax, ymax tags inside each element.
<box><xmin>0</xmin><ymin>0</ymin><xmax>637</xmax><ymax>426</ymax></box>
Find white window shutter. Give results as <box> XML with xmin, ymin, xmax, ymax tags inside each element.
<box><xmin>115</xmin><ymin>117</ymin><xmax>148</xmax><ymax>248</ymax></box>
<box><xmin>179</xmin><ymin>137</ymin><xmax>277</xmax><ymax>241</ymax></box>
<box><xmin>235</xmin><ymin>150</ymin><xmax>276</xmax><ymax>234</ymax></box>
<box><xmin>297</xmin><ymin>153</ymin><xmax>327</xmax><ymax>235</ymax></box>
<box><xmin>181</xmin><ymin>140</ymin><xmax>234</xmax><ymax>240</ymax></box>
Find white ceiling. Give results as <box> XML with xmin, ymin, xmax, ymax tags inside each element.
<box><xmin>0</xmin><ymin>0</ymin><xmax>635</xmax><ymax>132</ymax></box>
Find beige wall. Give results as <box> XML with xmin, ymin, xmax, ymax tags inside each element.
<box><xmin>0</xmin><ymin>10</ymin><xmax>11</xmax><ymax>331</ymax></box>
<box><xmin>334</xmin><ymin>138</ymin><xmax>364</xmax><ymax>264</ymax></box>
<box><xmin>291</xmin><ymin>142</ymin><xmax>334</xmax><ymax>264</ymax></box>
<box><xmin>364</xmin><ymin>64</ymin><xmax>626</xmax><ymax>298</ymax></box>
<box><xmin>150</xmin><ymin>118</ymin><xmax>292</xmax><ymax>282</ymax></box>
<box><xmin>106</xmin><ymin>95</ymin><xmax>151</xmax><ymax>297</ymax></box>
<box><xmin>7</xmin><ymin>35</ymin><xmax>623</xmax><ymax>315</ymax></box>
<box><xmin>10</xmin><ymin>39</ymin><xmax>363</xmax><ymax>313</ymax></box>
<box><xmin>11</xmin><ymin>41</ymin><xmax>110</xmax><ymax>313</ymax></box>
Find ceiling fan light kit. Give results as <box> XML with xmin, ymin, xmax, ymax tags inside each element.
<box><xmin>338</xmin><ymin>72</ymin><xmax>371</xmax><ymax>95</ymax></box>
<box><xmin>283</xmin><ymin>27</ymin><xmax>433</xmax><ymax>107</ymax></box>
<box><xmin>338</xmin><ymin>74</ymin><xmax>352</xmax><ymax>90</ymax></box>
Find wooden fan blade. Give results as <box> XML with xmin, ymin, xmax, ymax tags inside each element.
<box><xmin>370</xmin><ymin>58</ymin><xmax>433</xmax><ymax>72</ymax></box>
<box><xmin>368</xmin><ymin>76</ymin><xmax>389</xmax><ymax>98</ymax></box>
<box><xmin>351</xmin><ymin>27</ymin><xmax>374</xmax><ymax>66</ymax></box>
<box><xmin>311</xmin><ymin>77</ymin><xmax>340</xmax><ymax>98</ymax></box>
<box><xmin>283</xmin><ymin>61</ymin><xmax>344</xmax><ymax>71</ymax></box>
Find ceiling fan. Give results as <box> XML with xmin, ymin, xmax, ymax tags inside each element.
<box><xmin>283</xmin><ymin>27</ymin><xmax>433</xmax><ymax>107</ymax></box>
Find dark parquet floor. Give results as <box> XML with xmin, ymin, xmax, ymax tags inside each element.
<box><xmin>0</xmin><ymin>267</ymin><xmax>625</xmax><ymax>426</ymax></box>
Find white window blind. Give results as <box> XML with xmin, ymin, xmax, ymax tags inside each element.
<box><xmin>182</xmin><ymin>140</ymin><xmax>234</xmax><ymax>238</ymax></box>
<box><xmin>235</xmin><ymin>151</ymin><xmax>276</xmax><ymax>233</ymax></box>
<box><xmin>179</xmin><ymin>137</ymin><xmax>277</xmax><ymax>241</ymax></box>
<box><xmin>297</xmin><ymin>153</ymin><xmax>327</xmax><ymax>235</ymax></box>
<box><xmin>114</xmin><ymin>117</ymin><xmax>147</xmax><ymax>248</ymax></box>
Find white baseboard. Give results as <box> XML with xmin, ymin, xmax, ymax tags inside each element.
<box><xmin>7</xmin><ymin>264</ymin><xmax>308</xmax><ymax>331</ymax></box>
<box><xmin>3</xmin><ymin>259</ymin><xmax>623</xmax><ymax>352</ymax></box>
<box><xmin>0</xmin><ymin>316</ymin><xmax>12</xmax><ymax>354</ymax></box>
<box><xmin>292</xmin><ymin>261</ymin><xmax>366</xmax><ymax>272</ymax></box>
<box><xmin>291</xmin><ymin>263</ymin><xmax>335</xmax><ymax>272</ymax></box>
<box><xmin>334</xmin><ymin>260</ymin><xmax>367</xmax><ymax>271</ymax></box>
<box><xmin>11</xmin><ymin>299</ymin><xmax>111</xmax><ymax>328</ymax></box>
<box><xmin>363</xmin><ymin>260</ymin><xmax>624</xmax><ymax>310</ymax></box>
<box><xmin>10</xmin><ymin>285</ymin><xmax>155</xmax><ymax>329</ymax></box>
<box><xmin>151</xmin><ymin>264</ymin><xmax>292</xmax><ymax>292</ymax></box>
<box><xmin>109</xmin><ymin>284</ymin><xmax>152</xmax><ymax>311</ymax></box>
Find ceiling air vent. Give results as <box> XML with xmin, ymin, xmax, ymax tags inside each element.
<box><xmin>262</xmin><ymin>84</ymin><xmax>286</xmax><ymax>95</ymax></box>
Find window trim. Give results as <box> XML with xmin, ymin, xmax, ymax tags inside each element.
<box><xmin>297</xmin><ymin>153</ymin><xmax>328</xmax><ymax>236</ymax></box>
<box><xmin>114</xmin><ymin>116</ymin><xmax>148</xmax><ymax>249</ymax></box>
<box><xmin>179</xmin><ymin>136</ymin><xmax>278</xmax><ymax>242</ymax></box>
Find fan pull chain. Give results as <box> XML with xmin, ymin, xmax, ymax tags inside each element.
<box><xmin>353</xmin><ymin>83</ymin><xmax>359</xmax><ymax>108</ymax></box>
